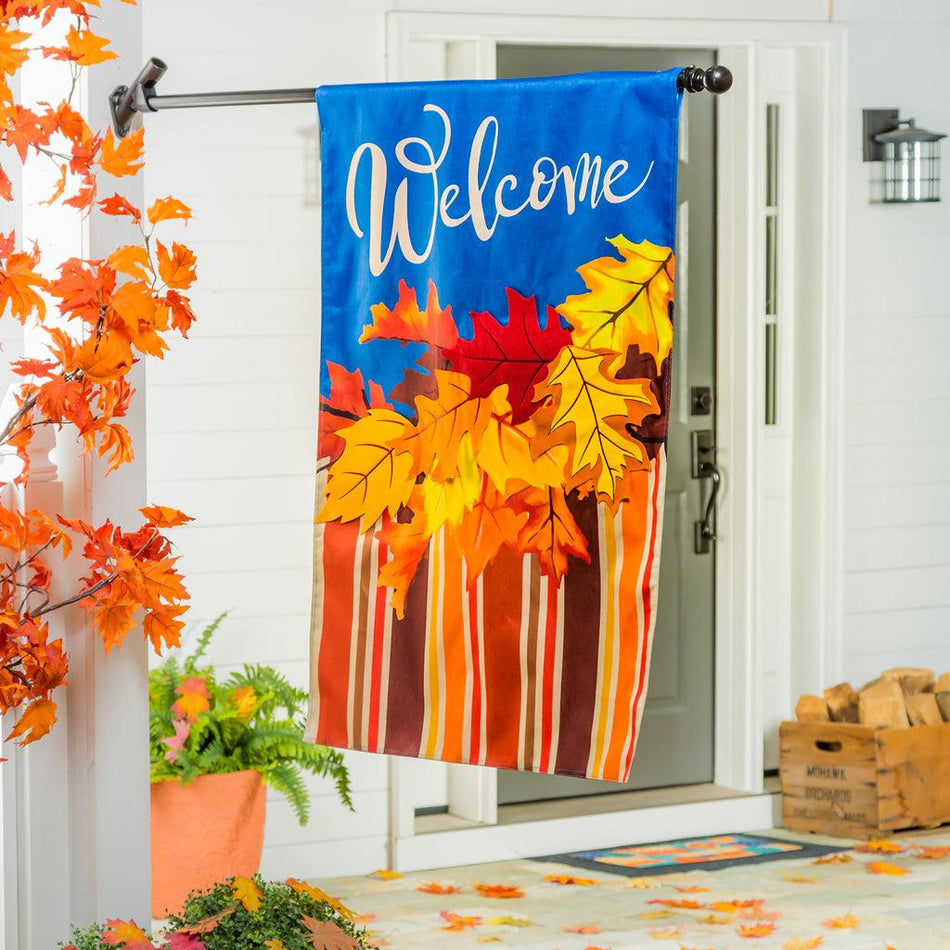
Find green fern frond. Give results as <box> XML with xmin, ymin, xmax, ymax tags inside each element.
<box><xmin>266</xmin><ymin>762</ymin><xmax>310</xmax><ymax>825</ymax></box>
<box><xmin>184</xmin><ymin>612</ymin><xmax>228</xmax><ymax>673</ymax></box>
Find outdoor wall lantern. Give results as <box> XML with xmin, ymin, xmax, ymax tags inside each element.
<box><xmin>863</xmin><ymin>108</ymin><xmax>946</xmax><ymax>203</ymax></box>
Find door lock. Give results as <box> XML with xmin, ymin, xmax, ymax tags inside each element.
<box><xmin>691</xmin><ymin>429</ymin><xmax>721</xmax><ymax>555</ymax></box>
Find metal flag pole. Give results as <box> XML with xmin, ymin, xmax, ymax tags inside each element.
<box><xmin>109</xmin><ymin>58</ymin><xmax>733</xmax><ymax>138</ymax></box>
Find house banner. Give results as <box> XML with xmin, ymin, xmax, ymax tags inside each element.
<box><xmin>307</xmin><ymin>70</ymin><xmax>682</xmax><ymax>781</ymax></box>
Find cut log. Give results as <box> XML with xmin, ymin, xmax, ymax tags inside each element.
<box><xmin>795</xmin><ymin>695</ymin><xmax>830</xmax><ymax>723</ymax></box>
<box><xmin>859</xmin><ymin>680</ymin><xmax>909</xmax><ymax>729</ymax></box>
<box><xmin>906</xmin><ymin>692</ymin><xmax>943</xmax><ymax>727</ymax></box>
<box><xmin>824</xmin><ymin>682</ymin><xmax>859</xmax><ymax>723</ymax></box>
<box><xmin>881</xmin><ymin>667</ymin><xmax>935</xmax><ymax>696</ymax></box>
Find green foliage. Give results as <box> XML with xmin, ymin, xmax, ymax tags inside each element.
<box><xmin>164</xmin><ymin>876</ymin><xmax>371</xmax><ymax>950</ymax></box>
<box><xmin>150</xmin><ymin>614</ymin><xmax>352</xmax><ymax>822</ymax></box>
<box><xmin>58</xmin><ymin>923</ymin><xmax>113</xmax><ymax>950</ymax></box>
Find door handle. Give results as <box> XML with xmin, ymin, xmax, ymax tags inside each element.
<box><xmin>691</xmin><ymin>429</ymin><xmax>720</xmax><ymax>555</ymax></box>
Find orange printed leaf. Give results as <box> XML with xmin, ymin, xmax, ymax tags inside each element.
<box><xmin>510</xmin><ymin>486</ymin><xmax>589</xmax><ymax>582</ymax></box>
<box><xmin>377</xmin><ymin>508</ymin><xmax>430</xmax><ymax>620</ymax></box>
<box><xmin>361</xmin><ymin>279</ymin><xmax>458</xmax><ymax>349</ymax></box>
<box><xmin>99</xmin><ymin>128</ymin><xmax>145</xmax><ymax>177</ymax></box>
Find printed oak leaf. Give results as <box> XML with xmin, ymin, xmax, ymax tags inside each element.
<box><xmin>360</xmin><ymin>279</ymin><xmax>458</xmax><ymax>349</ymax></box>
<box><xmin>419</xmin><ymin>433</ymin><xmax>482</xmax><ymax>532</ymax></box>
<box><xmin>474</xmin><ymin>883</ymin><xmax>524</xmax><ymax>899</ymax></box>
<box><xmin>301</xmin><ymin>916</ymin><xmax>360</xmax><ymax>950</ymax></box>
<box><xmin>451</xmin><ymin>481</ymin><xmax>524</xmax><ymax>584</ymax></box>
<box><xmin>510</xmin><ymin>486</ymin><xmax>589</xmax><ymax>582</ymax></box>
<box><xmin>444</xmin><ymin>288</ymin><xmax>570</xmax><ymax>423</ymax></box>
<box><xmin>317</xmin><ymin>409</ymin><xmax>416</xmax><ymax>532</ymax></box>
<box><xmin>231</xmin><ymin>875</ymin><xmax>262</xmax><ymax>911</ymax></box>
<box><xmin>377</xmin><ymin>504</ymin><xmax>430</xmax><ymax>620</ymax></box>
<box><xmin>319</xmin><ymin>361</ymin><xmax>391</xmax><ymax>460</ymax></box>
<box><xmin>533</xmin><ymin>346</ymin><xmax>659</xmax><ymax>502</ymax></box>
<box><xmin>558</xmin><ymin>235</ymin><xmax>675</xmax><ymax>372</ymax></box>
<box><xmin>399</xmin><ymin>371</ymin><xmax>495</xmax><ymax>481</ymax></box>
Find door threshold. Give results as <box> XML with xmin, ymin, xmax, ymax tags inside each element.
<box><xmin>399</xmin><ymin>779</ymin><xmax>781</xmax><ymax>872</ymax></box>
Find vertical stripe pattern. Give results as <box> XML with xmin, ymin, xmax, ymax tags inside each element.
<box><xmin>308</xmin><ymin>449</ymin><xmax>667</xmax><ymax>781</ymax></box>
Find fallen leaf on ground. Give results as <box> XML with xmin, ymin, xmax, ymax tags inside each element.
<box><xmin>648</xmin><ymin>898</ymin><xmax>703</xmax><ymax>909</ymax></box>
<box><xmin>813</xmin><ymin>853</ymin><xmax>851</xmax><ymax>865</ymax></box>
<box><xmin>700</xmin><ymin>914</ymin><xmax>734</xmax><ymax>925</ymax></box>
<box><xmin>231</xmin><ymin>876</ymin><xmax>261</xmax><ymax>912</ymax></box>
<box><xmin>476</xmin><ymin>938</ymin><xmax>500</xmax><ymax>944</ymax></box>
<box><xmin>562</xmin><ymin>924</ymin><xmax>601</xmax><ymax>933</ymax></box>
<box><xmin>739</xmin><ymin>907</ymin><xmax>781</xmax><ymax>921</ymax></box>
<box><xmin>640</xmin><ymin>910</ymin><xmax>675</xmax><ymax>921</ymax></box>
<box><xmin>823</xmin><ymin>913</ymin><xmax>858</xmax><ymax>929</ymax></box>
<box><xmin>781</xmin><ymin>872</ymin><xmax>818</xmax><ymax>883</ymax></box>
<box><xmin>649</xmin><ymin>927</ymin><xmax>683</xmax><ymax>940</ymax></box>
<box><xmin>675</xmin><ymin>885</ymin><xmax>710</xmax><ymax>893</ymax></box>
<box><xmin>784</xmin><ymin>938</ymin><xmax>824</xmax><ymax>950</ymax></box>
<box><xmin>369</xmin><ymin>869</ymin><xmax>402</xmax><ymax>880</ymax></box>
<box><xmin>856</xmin><ymin>839</ymin><xmax>903</xmax><ymax>854</ymax></box>
<box><xmin>474</xmin><ymin>883</ymin><xmax>524</xmax><ymax>899</ymax></box>
<box><xmin>866</xmin><ymin>861</ymin><xmax>910</xmax><ymax>876</ymax></box>
<box><xmin>913</xmin><ymin>845</ymin><xmax>950</xmax><ymax>859</ymax></box>
<box><xmin>739</xmin><ymin>922</ymin><xmax>776</xmax><ymax>938</ymax></box>
<box><xmin>417</xmin><ymin>882</ymin><xmax>461</xmax><ymax>894</ymax></box>
<box><xmin>488</xmin><ymin>916</ymin><xmax>533</xmax><ymax>928</ymax></box>
<box><xmin>440</xmin><ymin>911</ymin><xmax>482</xmax><ymax>931</ymax></box>
<box><xmin>544</xmin><ymin>874</ymin><xmax>600</xmax><ymax>886</ymax></box>
<box><xmin>625</xmin><ymin>877</ymin><xmax>662</xmax><ymax>888</ymax></box>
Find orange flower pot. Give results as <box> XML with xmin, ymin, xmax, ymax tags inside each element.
<box><xmin>151</xmin><ymin>769</ymin><xmax>266</xmax><ymax>918</ymax></box>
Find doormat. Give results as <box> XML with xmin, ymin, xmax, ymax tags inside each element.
<box><xmin>538</xmin><ymin>833</ymin><xmax>848</xmax><ymax>877</ymax></box>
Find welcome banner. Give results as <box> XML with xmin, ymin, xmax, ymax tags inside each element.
<box><xmin>307</xmin><ymin>71</ymin><xmax>682</xmax><ymax>781</ymax></box>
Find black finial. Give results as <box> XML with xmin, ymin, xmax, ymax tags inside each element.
<box><xmin>677</xmin><ymin>64</ymin><xmax>733</xmax><ymax>95</ymax></box>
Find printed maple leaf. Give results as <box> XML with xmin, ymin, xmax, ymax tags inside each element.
<box><xmin>301</xmin><ymin>916</ymin><xmax>360</xmax><ymax>950</ymax></box>
<box><xmin>360</xmin><ymin>279</ymin><xmax>458</xmax><ymax>349</ymax></box>
<box><xmin>377</xmin><ymin>505</ymin><xmax>430</xmax><ymax>620</ymax></box>
<box><xmin>450</xmin><ymin>481</ymin><xmax>524</xmax><ymax>584</ymax></box>
<box><xmin>317</xmin><ymin>409</ymin><xmax>416</xmax><ymax>532</ymax></box>
<box><xmin>444</xmin><ymin>288</ymin><xmax>570</xmax><ymax>423</ymax></box>
<box><xmin>399</xmin><ymin>371</ymin><xmax>495</xmax><ymax>481</ymax></box>
<box><xmin>534</xmin><ymin>346</ymin><xmax>659</xmax><ymax>501</ymax></box>
<box><xmin>319</xmin><ymin>361</ymin><xmax>391</xmax><ymax>460</ymax></box>
<box><xmin>510</xmin><ymin>486</ymin><xmax>589</xmax><ymax>582</ymax></box>
<box><xmin>558</xmin><ymin>235</ymin><xmax>675</xmax><ymax>372</ymax></box>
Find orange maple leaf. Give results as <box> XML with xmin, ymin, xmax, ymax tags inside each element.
<box><xmin>509</xmin><ymin>485</ymin><xmax>590</xmax><ymax>582</ymax></box>
<box><xmin>301</xmin><ymin>916</ymin><xmax>360</xmax><ymax>949</ymax></box>
<box><xmin>440</xmin><ymin>911</ymin><xmax>482</xmax><ymax>931</ymax></box>
<box><xmin>913</xmin><ymin>845</ymin><xmax>950</xmax><ymax>859</ymax></box>
<box><xmin>784</xmin><ymin>938</ymin><xmax>824</xmax><ymax>950</ymax></box>
<box><xmin>0</xmin><ymin>25</ymin><xmax>30</xmax><ymax>77</ymax></box>
<box><xmin>172</xmin><ymin>676</ymin><xmax>210</xmax><ymax>722</ymax></box>
<box><xmin>101</xmin><ymin>919</ymin><xmax>153</xmax><ymax>949</ymax></box>
<box><xmin>648</xmin><ymin>899</ymin><xmax>704</xmax><ymax>910</ymax></box>
<box><xmin>474</xmin><ymin>883</ymin><xmax>524</xmax><ymax>899</ymax></box>
<box><xmin>544</xmin><ymin>874</ymin><xmax>600</xmax><ymax>886</ymax></box>
<box><xmin>361</xmin><ymin>279</ymin><xmax>458</xmax><ymax>349</ymax></box>
<box><xmin>139</xmin><ymin>505</ymin><xmax>193</xmax><ymax>528</ymax></box>
<box><xmin>856</xmin><ymin>839</ymin><xmax>904</xmax><ymax>854</ymax></box>
<box><xmin>376</xmin><ymin>507</ymin><xmax>430</xmax><ymax>620</ymax></box>
<box><xmin>0</xmin><ymin>243</ymin><xmax>47</xmax><ymax>322</ymax></box>
<box><xmin>739</xmin><ymin>922</ymin><xmax>775</xmax><ymax>938</ymax></box>
<box><xmin>44</xmin><ymin>26</ymin><xmax>117</xmax><ymax>65</ymax></box>
<box><xmin>148</xmin><ymin>196</ymin><xmax>191</xmax><ymax>225</ymax></box>
<box><xmin>157</xmin><ymin>241</ymin><xmax>197</xmax><ymax>289</ymax></box>
<box><xmin>284</xmin><ymin>879</ymin><xmax>357</xmax><ymax>921</ymax></box>
<box><xmin>99</xmin><ymin>194</ymin><xmax>142</xmax><ymax>223</ymax></box>
<box><xmin>416</xmin><ymin>882</ymin><xmax>461</xmax><ymax>894</ymax></box>
<box><xmin>4</xmin><ymin>697</ymin><xmax>56</xmax><ymax>745</ymax></box>
<box><xmin>866</xmin><ymin>861</ymin><xmax>910</xmax><ymax>876</ymax></box>
<box><xmin>174</xmin><ymin>907</ymin><xmax>236</xmax><ymax>935</ymax></box>
<box><xmin>99</xmin><ymin>128</ymin><xmax>144</xmax><ymax>177</ymax></box>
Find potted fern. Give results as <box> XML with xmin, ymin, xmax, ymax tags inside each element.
<box><xmin>149</xmin><ymin>615</ymin><xmax>352</xmax><ymax>918</ymax></box>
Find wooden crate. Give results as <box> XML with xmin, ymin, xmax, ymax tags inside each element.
<box><xmin>780</xmin><ymin>720</ymin><xmax>950</xmax><ymax>838</ymax></box>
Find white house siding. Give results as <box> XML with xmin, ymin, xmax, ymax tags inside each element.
<box><xmin>143</xmin><ymin>0</ymin><xmax>950</xmax><ymax>878</ymax></box>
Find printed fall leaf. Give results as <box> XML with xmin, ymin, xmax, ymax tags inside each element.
<box><xmin>533</xmin><ymin>346</ymin><xmax>658</xmax><ymax>501</ymax></box>
<box><xmin>317</xmin><ymin>409</ymin><xmax>417</xmax><ymax>532</ymax></box>
<box><xmin>474</xmin><ymin>883</ymin><xmax>524</xmax><ymax>899</ymax></box>
<box><xmin>449</xmin><ymin>481</ymin><xmax>523</xmax><ymax>584</ymax></box>
<box><xmin>699</xmin><ymin>914</ymin><xmax>734</xmax><ymax>925</ymax></box>
<box><xmin>301</xmin><ymin>916</ymin><xmax>360</xmax><ymax>950</ymax></box>
<box><xmin>444</xmin><ymin>287</ymin><xmax>570</xmax><ymax>422</ymax></box>
<box><xmin>813</xmin><ymin>853</ymin><xmax>851</xmax><ymax>865</ymax></box>
<box><xmin>174</xmin><ymin>907</ymin><xmax>236</xmax><ymax>934</ymax></box>
<box><xmin>419</xmin><ymin>432</ymin><xmax>481</xmax><ymax>531</ymax></box>
<box><xmin>648</xmin><ymin>899</ymin><xmax>704</xmax><ymax>910</ymax></box>
<box><xmin>510</xmin><ymin>485</ymin><xmax>589</xmax><ymax>582</ymax></box>
<box><xmin>675</xmin><ymin>886</ymin><xmax>710</xmax><ymax>893</ymax></box>
<box><xmin>361</xmin><ymin>279</ymin><xmax>458</xmax><ymax>349</ymax></box>
<box><xmin>283</xmin><ymin>879</ymin><xmax>358</xmax><ymax>920</ymax></box>
<box><xmin>558</xmin><ymin>235</ymin><xmax>675</xmax><ymax>372</ymax></box>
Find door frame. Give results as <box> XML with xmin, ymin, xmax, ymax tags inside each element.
<box><xmin>385</xmin><ymin>10</ymin><xmax>846</xmax><ymax>861</ymax></box>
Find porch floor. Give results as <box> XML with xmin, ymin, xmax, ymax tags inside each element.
<box><xmin>323</xmin><ymin>828</ymin><xmax>950</xmax><ymax>948</ymax></box>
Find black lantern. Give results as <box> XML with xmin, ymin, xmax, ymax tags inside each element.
<box><xmin>863</xmin><ymin>109</ymin><xmax>946</xmax><ymax>203</ymax></box>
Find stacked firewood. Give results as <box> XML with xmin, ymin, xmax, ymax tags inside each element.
<box><xmin>795</xmin><ymin>668</ymin><xmax>950</xmax><ymax>729</ymax></box>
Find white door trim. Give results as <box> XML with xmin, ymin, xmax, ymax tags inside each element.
<box><xmin>385</xmin><ymin>11</ymin><xmax>846</xmax><ymax>864</ymax></box>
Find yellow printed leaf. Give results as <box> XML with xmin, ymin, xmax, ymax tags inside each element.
<box><xmin>534</xmin><ymin>346</ymin><xmax>658</xmax><ymax>501</ymax></box>
<box><xmin>318</xmin><ymin>409</ymin><xmax>416</xmax><ymax>532</ymax></box>
<box><xmin>558</xmin><ymin>235</ymin><xmax>675</xmax><ymax>371</ymax></box>
<box><xmin>420</xmin><ymin>434</ymin><xmax>481</xmax><ymax>531</ymax></box>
